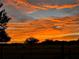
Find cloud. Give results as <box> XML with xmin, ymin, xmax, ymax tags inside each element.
<box><xmin>3</xmin><ymin>0</ymin><xmax>79</xmax><ymax>21</ymax></box>
<box><xmin>3</xmin><ymin>0</ymin><xmax>79</xmax><ymax>43</ymax></box>
<box><xmin>42</xmin><ymin>4</ymin><xmax>79</xmax><ymax>9</ymax></box>
<box><xmin>28</xmin><ymin>0</ymin><xmax>79</xmax><ymax>9</ymax></box>
<box><xmin>7</xmin><ymin>15</ymin><xmax>79</xmax><ymax>43</ymax></box>
<box><xmin>4</xmin><ymin>0</ymin><xmax>79</xmax><ymax>13</ymax></box>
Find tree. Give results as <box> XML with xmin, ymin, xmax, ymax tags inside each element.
<box><xmin>24</xmin><ymin>37</ymin><xmax>39</xmax><ymax>45</ymax></box>
<box><xmin>41</xmin><ymin>39</ymin><xmax>54</xmax><ymax>45</ymax></box>
<box><xmin>0</xmin><ymin>3</ymin><xmax>11</xmax><ymax>43</ymax></box>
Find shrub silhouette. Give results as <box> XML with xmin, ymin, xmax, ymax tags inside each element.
<box><xmin>24</xmin><ymin>37</ymin><xmax>39</xmax><ymax>44</ymax></box>
<box><xmin>41</xmin><ymin>39</ymin><xmax>54</xmax><ymax>45</ymax></box>
<box><xmin>0</xmin><ymin>3</ymin><xmax>11</xmax><ymax>42</ymax></box>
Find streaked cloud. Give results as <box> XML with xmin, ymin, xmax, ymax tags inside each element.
<box><xmin>7</xmin><ymin>15</ymin><xmax>79</xmax><ymax>43</ymax></box>
<box><xmin>1</xmin><ymin>0</ymin><xmax>79</xmax><ymax>43</ymax></box>
<box><xmin>2</xmin><ymin>0</ymin><xmax>79</xmax><ymax>21</ymax></box>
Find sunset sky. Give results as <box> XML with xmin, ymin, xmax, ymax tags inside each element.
<box><xmin>1</xmin><ymin>0</ymin><xmax>79</xmax><ymax>43</ymax></box>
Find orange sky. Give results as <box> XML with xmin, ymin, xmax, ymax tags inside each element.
<box><xmin>6</xmin><ymin>16</ymin><xmax>79</xmax><ymax>43</ymax></box>
<box><xmin>2</xmin><ymin>0</ymin><xmax>79</xmax><ymax>43</ymax></box>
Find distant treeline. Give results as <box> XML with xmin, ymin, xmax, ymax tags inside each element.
<box><xmin>1</xmin><ymin>37</ymin><xmax>79</xmax><ymax>47</ymax></box>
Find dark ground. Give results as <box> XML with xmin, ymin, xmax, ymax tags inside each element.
<box><xmin>0</xmin><ymin>44</ymin><xmax>79</xmax><ymax>59</ymax></box>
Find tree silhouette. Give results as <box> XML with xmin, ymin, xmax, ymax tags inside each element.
<box><xmin>0</xmin><ymin>3</ymin><xmax>11</xmax><ymax>43</ymax></box>
<box><xmin>24</xmin><ymin>37</ymin><xmax>39</xmax><ymax>45</ymax></box>
<box><xmin>41</xmin><ymin>39</ymin><xmax>54</xmax><ymax>45</ymax></box>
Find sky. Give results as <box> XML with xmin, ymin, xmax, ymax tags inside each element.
<box><xmin>3</xmin><ymin>0</ymin><xmax>79</xmax><ymax>20</ymax></box>
<box><xmin>1</xmin><ymin>0</ymin><xmax>79</xmax><ymax>43</ymax></box>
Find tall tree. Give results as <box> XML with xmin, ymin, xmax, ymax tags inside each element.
<box><xmin>0</xmin><ymin>3</ymin><xmax>11</xmax><ymax>43</ymax></box>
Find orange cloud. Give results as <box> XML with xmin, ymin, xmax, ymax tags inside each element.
<box><xmin>5</xmin><ymin>0</ymin><xmax>79</xmax><ymax>14</ymax></box>
<box><xmin>43</xmin><ymin>4</ymin><xmax>79</xmax><ymax>9</ymax></box>
<box><xmin>6</xmin><ymin>15</ymin><xmax>79</xmax><ymax>43</ymax></box>
<box><xmin>5</xmin><ymin>0</ymin><xmax>47</xmax><ymax>14</ymax></box>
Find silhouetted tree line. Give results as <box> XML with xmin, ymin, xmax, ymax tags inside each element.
<box><xmin>6</xmin><ymin>37</ymin><xmax>79</xmax><ymax>48</ymax></box>
<box><xmin>24</xmin><ymin>37</ymin><xmax>79</xmax><ymax>45</ymax></box>
<box><xmin>0</xmin><ymin>3</ymin><xmax>11</xmax><ymax>43</ymax></box>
